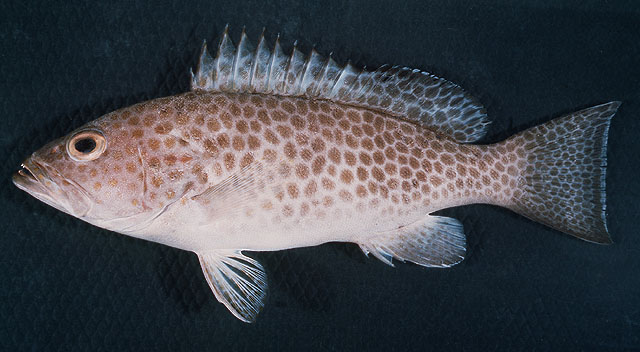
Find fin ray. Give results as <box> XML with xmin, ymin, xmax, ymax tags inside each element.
<box><xmin>509</xmin><ymin>102</ymin><xmax>619</xmax><ymax>243</ymax></box>
<box><xmin>359</xmin><ymin>215</ymin><xmax>466</xmax><ymax>268</ymax></box>
<box><xmin>192</xmin><ymin>28</ymin><xmax>489</xmax><ymax>143</ymax></box>
<box><xmin>198</xmin><ymin>250</ymin><xmax>267</xmax><ymax>323</ymax></box>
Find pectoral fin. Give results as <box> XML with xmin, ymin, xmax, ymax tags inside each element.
<box><xmin>197</xmin><ymin>250</ymin><xmax>267</xmax><ymax>323</ymax></box>
<box><xmin>192</xmin><ymin>159</ymin><xmax>287</xmax><ymax>219</ymax></box>
<box><xmin>359</xmin><ymin>215</ymin><xmax>466</xmax><ymax>268</ymax></box>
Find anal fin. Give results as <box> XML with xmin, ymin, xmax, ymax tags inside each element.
<box><xmin>197</xmin><ymin>250</ymin><xmax>267</xmax><ymax>323</ymax></box>
<box><xmin>359</xmin><ymin>215</ymin><xmax>466</xmax><ymax>268</ymax></box>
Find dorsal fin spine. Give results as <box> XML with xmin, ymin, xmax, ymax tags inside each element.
<box><xmin>193</xmin><ymin>28</ymin><xmax>490</xmax><ymax>143</ymax></box>
<box><xmin>232</xmin><ymin>29</ymin><xmax>246</xmax><ymax>91</ymax></box>
<box><xmin>249</xmin><ymin>30</ymin><xmax>266</xmax><ymax>92</ymax></box>
<box><xmin>299</xmin><ymin>49</ymin><xmax>314</xmax><ymax>96</ymax></box>
<box><xmin>314</xmin><ymin>53</ymin><xmax>332</xmax><ymax>97</ymax></box>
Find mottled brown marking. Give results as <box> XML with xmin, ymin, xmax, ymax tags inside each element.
<box><xmin>372</xmin><ymin>151</ymin><xmax>385</xmax><ymax>165</ymax></box>
<box><xmin>264</xmin><ymin>129</ymin><xmax>279</xmax><ymax>144</ymax></box>
<box><xmin>322</xmin><ymin>178</ymin><xmax>335</xmax><ymax>190</ymax></box>
<box><xmin>149</xmin><ymin>157</ymin><xmax>161</xmax><ymax>170</ymax></box>
<box><xmin>340</xmin><ymin>170</ymin><xmax>354</xmax><ymax>184</ymax></box>
<box><xmin>151</xmin><ymin>176</ymin><xmax>163</xmax><ymax>188</ymax></box>
<box><xmin>168</xmin><ymin>170</ymin><xmax>184</xmax><ymax>181</ymax></box>
<box><xmin>372</xmin><ymin>167</ymin><xmax>385</xmax><ymax>182</ymax></box>
<box><xmin>339</xmin><ymin>190</ymin><xmax>353</xmax><ymax>201</ymax></box>
<box><xmin>126</xmin><ymin>162</ymin><xmax>136</xmax><ymax>173</ymax></box>
<box><xmin>282</xmin><ymin>205</ymin><xmax>294</xmax><ymax>217</ymax></box>
<box><xmin>207</xmin><ymin>119</ymin><xmax>221</xmax><ymax>132</ymax></box>
<box><xmin>264</xmin><ymin>149</ymin><xmax>277</xmax><ymax>162</ymax></box>
<box><xmin>296</xmin><ymin>164</ymin><xmax>309</xmax><ymax>179</ymax></box>
<box><xmin>203</xmin><ymin>139</ymin><xmax>218</xmax><ymax>156</ymax></box>
<box><xmin>217</xmin><ymin>133</ymin><xmax>230</xmax><ymax>148</ymax></box>
<box><xmin>287</xmin><ymin>184</ymin><xmax>299</xmax><ymax>199</ymax></box>
<box><xmin>155</xmin><ymin>122</ymin><xmax>173</xmax><ymax>134</ymax></box>
<box><xmin>344</xmin><ymin>151</ymin><xmax>356</xmax><ymax>166</ymax></box>
<box><xmin>240</xmin><ymin>154</ymin><xmax>254</xmax><ymax>168</ymax></box>
<box><xmin>384</xmin><ymin>163</ymin><xmax>397</xmax><ymax>175</ymax></box>
<box><xmin>132</xmin><ymin>129</ymin><xmax>144</xmax><ymax>138</ymax></box>
<box><xmin>148</xmin><ymin>138</ymin><xmax>160</xmax><ymax>151</ymax></box>
<box><xmin>311</xmin><ymin>138</ymin><xmax>326</xmax><ymax>152</ymax></box>
<box><xmin>301</xmin><ymin>149</ymin><xmax>313</xmax><ymax>161</ymax></box>
<box><xmin>236</xmin><ymin>120</ymin><xmax>248</xmax><ymax>133</ymax></box>
<box><xmin>328</xmin><ymin>148</ymin><xmax>341</xmax><ymax>164</ymax></box>
<box><xmin>224</xmin><ymin>153</ymin><xmax>235</xmax><ymax>170</ymax></box>
<box><xmin>232</xmin><ymin>136</ymin><xmax>245</xmax><ymax>151</ymax></box>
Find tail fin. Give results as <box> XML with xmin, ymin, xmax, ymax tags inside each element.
<box><xmin>509</xmin><ymin>102</ymin><xmax>620</xmax><ymax>243</ymax></box>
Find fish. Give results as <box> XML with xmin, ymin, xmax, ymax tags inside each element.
<box><xmin>12</xmin><ymin>27</ymin><xmax>619</xmax><ymax>323</ymax></box>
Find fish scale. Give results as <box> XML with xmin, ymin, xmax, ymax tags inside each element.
<box><xmin>13</xmin><ymin>28</ymin><xmax>618</xmax><ymax>322</ymax></box>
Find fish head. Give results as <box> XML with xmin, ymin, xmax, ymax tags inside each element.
<box><xmin>12</xmin><ymin>115</ymin><xmax>155</xmax><ymax>231</ymax></box>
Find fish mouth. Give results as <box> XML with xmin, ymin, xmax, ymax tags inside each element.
<box><xmin>13</xmin><ymin>159</ymin><xmax>90</xmax><ymax>217</ymax></box>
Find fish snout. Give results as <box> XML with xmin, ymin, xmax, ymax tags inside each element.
<box><xmin>13</xmin><ymin>158</ymin><xmax>92</xmax><ymax>217</ymax></box>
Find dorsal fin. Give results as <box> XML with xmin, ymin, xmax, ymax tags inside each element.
<box><xmin>191</xmin><ymin>28</ymin><xmax>490</xmax><ymax>143</ymax></box>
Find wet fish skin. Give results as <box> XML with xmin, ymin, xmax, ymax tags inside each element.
<box><xmin>12</xmin><ymin>28</ymin><xmax>617</xmax><ymax>322</ymax></box>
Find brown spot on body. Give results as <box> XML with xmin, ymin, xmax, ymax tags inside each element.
<box><xmin>304</xmin><ymin>181</ymin><xmax>317</xmax><ymax>196</ymax></box>
<box><xmin>264</xmin><ymin>129</ymin><xmax>279</xmax><ymax>144</ymax></box>
<box><xmin>287</xmin><ymin>184</ymin><xmax>299</xmax><ymax>199</ymax></box>
<box><xmin>296</xmin><ymin>164</ymin><xmax>309</xmax><ymax>179</ymax></box>
<box><xmin>322</xmin><ymin>178</ymin><xmax>335</xmax><ymax>190</ymax></box>
<box><xmin>151</xmin><ymin>177</ymin><xmax>163</xmax><ymax>188</ymax></box>
<box><xmin>283</xmin><ymin>205</ymin><xmax>294</xmax><ymax>217</ymax></box>
<box><xmin>328</xmin><ymin>148</ymin><xmax>341</xmax><ymax>164</ymax></box>
<box><xmin>284</xmin><ymin>142</ymin><xmax>296</xmax><ymax>159</ymax></box>
<box><xmin>224</xmin><ymin>153</ymin><xmax>235</xmax><ymax>170</ymax></box>
<box><xmin>126</xmin><ymin>162</ymin><xmax>136</xmax><ymax>173</ymax></box>
<box><xmin>232</xmin><ymin>136</ymin><xmax>245</xmax><ymax>151</ymax></box>
<box><xmin>149</xmin><ymin>157</ymin><xmax>161</xmax><ymax>170</ymax></box>
<box><xmin>372</xmin><ymin>167</ymin><xmax>385</xmax><ymax>182</ymax></box>
<box><xmin>339</xmin><ymin>190</ymin><xmax>353</xmax><ymax>201</ymax></box>
<box><xmin>164</xmin><ymin>138</ymin><xmax>176</xmax><ymax>149</ymax></box>
<box><xmin>207</xmin><ymin>119</ymin><xmax>221</xmax><ymax>132</ymax></box>
<box><xmin>340</xmin><ymin>170</ymin><xmax>354</xmax><ymax>184</ymax></box>
<box><xmin>148</xmin><ymin>138</ymin><xmax>160</xmax><ymax>150</ymax></box>
<box><xmin>311</xmin><ymin>138</ymin><xmax>325</xmax><ymax>152</ymax></box>
<box><xmin>155</xmin><ymin>122</ymin><xmax>173</xmax><ymax>134</ymax></box>
<box><xmin>132</xmin><ymin>130</ymin><xmax>144</xmax><ymax>138</ymax></box>
<box><xmin>217</xmin><ymin>134</ymin><xmax>230</xmax><ymax>148</ymax></box>
<box><xmin>312</xmin><ymin>156</ymin><xmax>326</xmax><ymax>175</ymax></box>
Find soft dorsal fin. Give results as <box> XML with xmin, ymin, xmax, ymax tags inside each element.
<box><xmin>191</xmin><ymin>27</ymin><xmax>490</xmax><ymax>143</ymax></box>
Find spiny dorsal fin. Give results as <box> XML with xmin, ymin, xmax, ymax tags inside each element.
<box><xmin>191</xmin><ymin>28</ymin><xmax>490</xmax><ymax>143</ymax></box>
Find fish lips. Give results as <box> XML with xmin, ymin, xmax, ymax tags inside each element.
<box><xmin>13</xmin><ymin>158</ymin><xmax>91</xmax><ymax>217</ymax></box>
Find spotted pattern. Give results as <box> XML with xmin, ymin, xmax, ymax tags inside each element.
<box><xmin>31</xmin><ymin>89</ymin><xmax>614</xmax><ymax>243</ymax></box>
<box><xmin>75</xmin><ymin>90</ymin><xmax>516</xmax><ymax>225</ymax></box>
<box><xmin>506</xmin><ymin>102</ymin><xmax>617</xmax><ymax>242</ymax></box>
<box><xmin>192</xmin><ymin>29</ymin><xmax>489</xmax><ymax>143</ymax></box>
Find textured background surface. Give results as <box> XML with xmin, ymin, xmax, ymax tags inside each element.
<box><xmin>1</xmin><ymin>1</ymin><xmax>639</xmax><ymax>350</ymax></box>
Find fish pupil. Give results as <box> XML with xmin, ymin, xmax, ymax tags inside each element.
<box><xmin>74</xmin><ymin>138</ymin><xmax>96</xmax><ymax>154</ymax></box>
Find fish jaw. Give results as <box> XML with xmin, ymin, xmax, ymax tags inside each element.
<box><xmin>13</xmin><ymin>158</ymin><xmax>92</xmax><ymax>218</ymax></box>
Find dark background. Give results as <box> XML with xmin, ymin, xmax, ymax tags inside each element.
<box><xmin>1</xmin><ymin>1</ymin><xmax>639</xmax><ymax>350</ymax></box>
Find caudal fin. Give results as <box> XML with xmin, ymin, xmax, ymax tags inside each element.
<box><xmin>509</xmin><ymin>102</ymin><xmax>619</xmax><ymax>243</ymax></box>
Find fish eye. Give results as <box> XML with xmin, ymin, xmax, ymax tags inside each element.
<box><xmin>66</xmin><ymin>130</ymin><xmax>107</xmax><ymax>161</ymax></box>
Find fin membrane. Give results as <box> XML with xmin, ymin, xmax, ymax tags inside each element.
<box><xmin>359</xmin><ymin>215</ymin><xmax>466</xmax><ymax>268</ymax></box>
<box><xmin>198</xmin><ymin>250</ymin><xmax>267</xmax><ymax>323</ymax></box>
<box><xmin>192</xmin><ymin>27</ymin><xmax>489</xmax><ymax>143</ymax></box>
<box><xmin>510</xmin><ymin>101</ymin><xmax>620</xmax><ymax>243</ymax></box>
<box><xmin>191</xmin><ymin>158</ymin><xmax>288</xmax><ymax>220</ymax></box>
